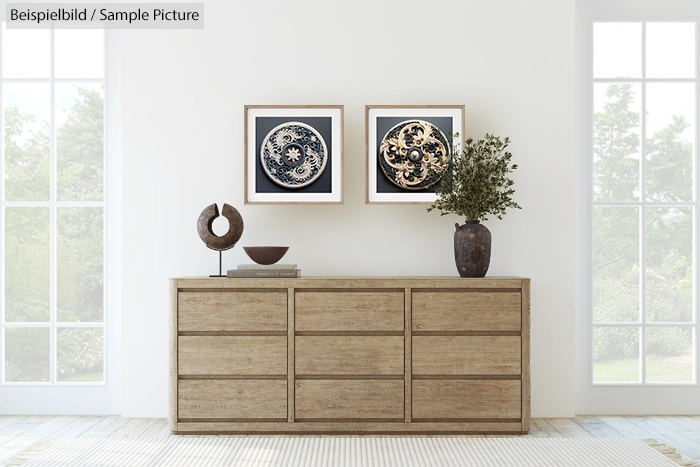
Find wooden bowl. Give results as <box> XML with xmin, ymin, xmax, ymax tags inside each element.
<box><xmin>243</xmin><ymin>246</ymin><xmax>289</xmax><ymax>265</ymax></box>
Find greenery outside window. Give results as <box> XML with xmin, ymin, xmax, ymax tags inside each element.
<box><xmin>1</xmin><ymin>26</ymin><xmax>106</xmax><ymax>384</ymax></box>
<box><xmin>592</xmin><ymin>22</ymin><xmax>697</xmax><ymax>385</ymax></box>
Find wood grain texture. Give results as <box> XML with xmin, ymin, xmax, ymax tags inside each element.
<box><xmin>521</xmin><ymin>278</ymin><xmax>531</xmax><ymax>433</ymax></box>
<box><xmin>412</xmin><ymin>380</ymin><xmax>521</xmax><ymax>419</ymax></box>
<box><xmin>178</xmin><ymin>291</ymin><xmax>287</xmax><ymax>332</ymax></box>
<box><xmin>170</xmin><ymin>276</ymin><xmax>531</xmax><ymax>435</ymax></box>
<box><xmin>572</xmin><ymin>417</ymin><xmax>625</xmax><ymax>438</ymax></box>
<box><xmin>626</xmin><ymin>417</ymin><xmax>700</xmax><ymax>459</ymax></box>
<box><xmin>79</xmin><ymin>416</ymin><xmax>130</xmax><ymax>438</ymax></box>
<box><xmin>413</xmin><ymin>336</ymin><xmax>521</xmax><ymax>375</ymax></box>
<box><xmin>178</xmin><ymin>380</ymin><xmax>287</xmax><ymax>419</ymax></box>
<box><xmin>51</xmin><ymin>416</ymin><xmax>106</xmax><ymax>438</ymax></box>
<box><xmin>295</xmin><ymin>380</ymin><xmax>404</xmax><ymax>419</ymax></box>
<box><xmin>295</xmin><ymin>291</ymin><xmax>404</xmax><ymax>331</ymax></box>
<box><xmin>140</xmin><ymin>419</ymin><xmax>172</xmax><ymax>438</ymax></box>
<box><xmin>109</xmin><ymin>418</ymin><xmax>157</xmax><ymax>438</ymax></box>
<box><xmin>405</xmin><ymin>288</ymin><xmax>412</xmax><ymax>423</ymax></box>
<box><xmin>178</xmin><ymin>336</ymin><xmax>286</xmax><ymax>375</ymax></box>
<box><xmin>0</xmin><ymin>416</ymin><xmax>77</xmax><ymax>461</ymax></box>
<box><xmin>169</xmin><ymin>280</ymin><xmax>178</xmax><ymax>432</ymax></box>
<box><xmin>174</xmin><ymin>420</ymin><xmax>522</xmax><ymax>434</ymax></box>
<box><xmin>287</xmin><ymin>288</ymin><xmax>295</xmax><ymax>423</ymax></box>
<box><xmin>295</xmin><ymin>336</ymin><xmax>404</xmax><ymax>375</ymax></box>
<box><xmin>243</xmin><ymin>106</ymin><xmax>249</xmax><ymax>204</ymax></box>
<box><xmin>546</xmin><ymin>418</ymin><xmax>595</xmax><ymax>438</ymax></box>
<box><xmin>175</xmin><ymin>277</ymin><xmax>526</xmax><ymax>290</ymax></box>
<box><xmin>364</xmin><ymin>105</ymin><xmax>370</xmax><ymax>205</ymax></box>
<box><xmin>412</xmin><ymin>291</ymin><xmax>521</xmax><ymax>332</ymax></box>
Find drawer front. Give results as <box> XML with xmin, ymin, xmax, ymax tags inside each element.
<box><xmin>412</xmin><ymin>380</ymin><xmax>521</xmax><ymax>419</ymax></box>
<box><xmin>295</xmin><ymin>292</ymin><xmax>404</xmax><ymax>331</ymax></box>
<box><xmin>295</xmin><ymin>380</ymin><xmax>404</xmax><ymax>420</ymax></box>
<box><xmin>412</xmin><ymin>291</ymin><xmax>521</xmax><ymax>332</ymax></box>
<box><xmin>413</xmin><ymin>336</ymin><xmax>521</xmax><ymax>375</ymax></box>
<box><xmin>178</xmin><ymin>291</ymin><xmax>287</xmax><ymax>332</ymax></box>
<box><xmin>178</xmin><ymin>380</ymin><xmax>287</xmax><ymax>419</ymax></box>
<box><xmin>296</xmin><ymin>336</ymin><xmax>404</xmax><ymax>375</ymax></box>
<box><xmin>178</xmin><ymin>336</ymin><xmax>286</xmax><ymax>375</ymax></box>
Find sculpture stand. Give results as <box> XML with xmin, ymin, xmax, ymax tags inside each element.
<box><xmin>208</xmin><ymin>245</ymin><xmax>234</xmax><ymax>278</ymax></box>
<box><xmin>210</xmin><ymin>250</ymin><xmax>225</xmax><ymax>278</ymax></box>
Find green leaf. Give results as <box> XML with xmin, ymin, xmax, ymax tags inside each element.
<box><xmin>426</xmin><ymin>133</ymin><xmax>522</xmax><ymax>222</ymax></box>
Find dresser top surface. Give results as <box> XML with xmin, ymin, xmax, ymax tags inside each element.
<box><xmin>172</xmin><ymin>276</ymin><xmax>530</xmax><ymax>289</ymax></box>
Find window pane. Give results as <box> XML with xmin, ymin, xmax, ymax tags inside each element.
<box><xmin>645</xmin><ymin>207</ymin><xmax>693</xmax><ymax>323</ymax></box>
<box><xmin>593</xmin><ymin>327</ymin><xmax>640</xmax><ymax>383</ymax></box>
<box><xmin>646</xmin><ymin>23</ymin><xmax>695</xmax><ymax>79</ymax></box>
<box><xmin>4</xmin><ymin>207</ymin><xmax>50</xmax><ymax>322</ymax></box>
<box><xmin>594</xmin><ymin>23</ymin><xmax>642</xmax><ymax>79</ymax></box>
<box><xmin>57</xmin><ymin>327</ymin><xmax>104</xmax><ymax>382</ymax></box>
<box><xmin>57</xmin><ymin>207</ymin><xmax>104</xmax><ymax>322</ymax></box>
<box><xmin>56</xmin><ymin>84</ymin><xmax>104</xmax><ymax>202</ymax></box>
<box><xmin>646</xmin><ymin>83</ymin><xmax>695</xmax><ymax>202</ymax></box>
<box><xmin>646</xmin><ymin>327</ymin><xmax>694</xmax><ymax>383</ymax></box>
<box><xmin>4</xmin><ymin>327</ymin><xmax>50</xmax><ymax>382</ymax></box>
<box><xmin>593</xmin><ymin>83</ymin><xmax>641</xmax><ymax>202</ymax></box>
<box><xmin>1</xmin><ymin>25</ymin><xmax>50</xmax><ymax>78</ymax></box>
<box><xmin>3</xmin><ymin>83</ymin><xmax>51</xmax><ymax>201</ymax></box>
<box><xmin>593</xmin><ymin>207</ymin><xmax>640</xmax><ymax>322</ymax></box>
<box><xmin>55</xmin><ymin>30</ymin><xmax>104</xmax><ymax>78</ymax></box>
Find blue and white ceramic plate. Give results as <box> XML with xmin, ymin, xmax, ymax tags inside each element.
<box><xmin>260</xmin><ymin>122</ymin><xmax>328</xmax><ymax>189</ymax></box>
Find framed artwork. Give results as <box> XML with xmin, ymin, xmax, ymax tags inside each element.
<box><xmin>244</xmin><ymin>105</ymin><xmax>344</xmax><ymax>204</ymax></box>
<box><xmin>365</xmin><ymin>105</ymin><xmax>465</xmax><ymax>204</ymax></box>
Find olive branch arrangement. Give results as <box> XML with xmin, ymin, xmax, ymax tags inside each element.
<box><xmin>428</xmin><ymin>133</ymin><xmax>521</xmax><ymax>222</ymax></box>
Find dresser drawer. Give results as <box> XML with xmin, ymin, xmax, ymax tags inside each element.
<box><xmin>413</xmin><ymin>336</ymin><xmax>521</xmax><ymax>375</ymax></box>
<box><xmin>296</xmin><ymin>292</ymin><xmax>404</xmax><ymax>331</ymax></box>
<box><xmin>412</xmin><ymin>380</ymin><xmax>521</xmax><ymax>420</ymax></box>
<box><xmin>296</xmin><ymin>336</ymin><xmax>404</xmax><ymax>375</ymax></box>
<box><xmin>178</xmin><ymin>380</ymin><xmax>287</xmax><ymax>420</ymax></box>
<box><xmin>178</xmin><ymin>291</ymin><xmax>287</xmax><ymax>332</ymax></box>
<box><xmin>412</xmin><ymin>291</ymin><xmax>521</xmax><ymax>332</ymax></box>
<box><xmin>295</xmin><ymin>380</ymin><xmax>404</xmax><ymax>420</ymax></box>
<box><xmin>178</xmin><ymin>336</ymin><xmax>286</xmax><ymax>375</ymax></box>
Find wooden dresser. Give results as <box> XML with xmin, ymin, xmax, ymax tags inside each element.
<box><xmin>170</xmin><ymin>277</ymin><xmax>530</xmax><ymax>434</ymax></box>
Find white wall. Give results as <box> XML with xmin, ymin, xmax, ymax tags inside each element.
<box><xmin>120</xmin><ymin>0</ymin><xmax>575</xmax><ymax>418</ymax></box>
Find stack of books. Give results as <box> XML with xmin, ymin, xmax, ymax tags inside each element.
<box><xmin>227</xmin><ymin>264</ymin><xmax>301</xmax><ymax>278</ymax></box>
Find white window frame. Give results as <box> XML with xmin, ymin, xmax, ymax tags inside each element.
<box><xmin>0</xmin><ymin>23</ymin><xmax>121</xmax><ymax>414</ymax></box>
<box><xmin>590</xmin><ymin>20</ymin><xmax>698</xmax><ymax>387</ymax></box>
<box><xmin>577</xmin><ymin>0</ymin><xmax>700</xmax><ymax>415</ymax></box>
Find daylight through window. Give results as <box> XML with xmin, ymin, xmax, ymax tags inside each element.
<box><xmin>592</xmin><ymin>22</ymin><xmax>697</xmax><ymax>384</ymax></box>
<box><xmin>1</xmin><ymin>26</ymin><xmax>106</xmax><ymax>384</ymax></box>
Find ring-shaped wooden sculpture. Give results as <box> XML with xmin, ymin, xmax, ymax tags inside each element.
<box><xmin>197</xmin><ymin>203</ymin><xmax>244</xmax><ymax>251</ymax></box>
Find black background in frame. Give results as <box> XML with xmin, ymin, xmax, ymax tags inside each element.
<box><xmin>255</xmin><ymin>116</ymin><xmax>333</xmax><ymax>194</ymax></box>
<box><xmin>375</xmin><ymin>116</ymin><xmax>453</xmax><ymax>194</ymax></box>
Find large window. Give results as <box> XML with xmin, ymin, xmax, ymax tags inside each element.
<box><xmin>592</xmin><ymin>21</ymin><xmax>697</xmax><ymax>385</ymax></box>
<box><xmin>1</xmin><ymin>26</ymin><xmax>106</xmax><ymax>384</ymax></box>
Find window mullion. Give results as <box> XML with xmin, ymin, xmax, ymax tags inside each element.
<box><xmin>102</xmin><ymin>29</ymin><xmax>109</xmax><ymax>385</ymax></box>
<box><xmin>49</xmin><ymin>27</ymin><xmax>56</xmax><ymax>385</ymax></box>
<box><xmin>696</xmin><ymin>19</ymin><xmax>700</xmax><ymax>385</ymax></box>
<box><xmin>589</xmin><ymin>19</ymin><xmax>595</xmax><ymax>387</ymax></box>
<box><xmin>640</xmin><ymin>21</ymin><xmax>647</xmax><ymax>385</ymax></box>
<box><xmin>0</xmin><ymin>21</ymin><xmax>5</xmax><ymax>385</ymax></box>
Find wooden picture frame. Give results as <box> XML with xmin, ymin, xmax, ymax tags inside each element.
<box><xmin>366</xmin><ymin>105</ymin><xmax>465</xmax><ymax>205</ymax></box>
<box><xmin>244</xmin><ymin>105</ymin><xmax>344</xmax><ymax>204</ymax></box>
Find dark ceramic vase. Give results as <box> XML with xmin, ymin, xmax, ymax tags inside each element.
<box><xmin>454</xmin><ymin>221</ymin><xmax>491</xmax><ymax>278</ymax></box>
